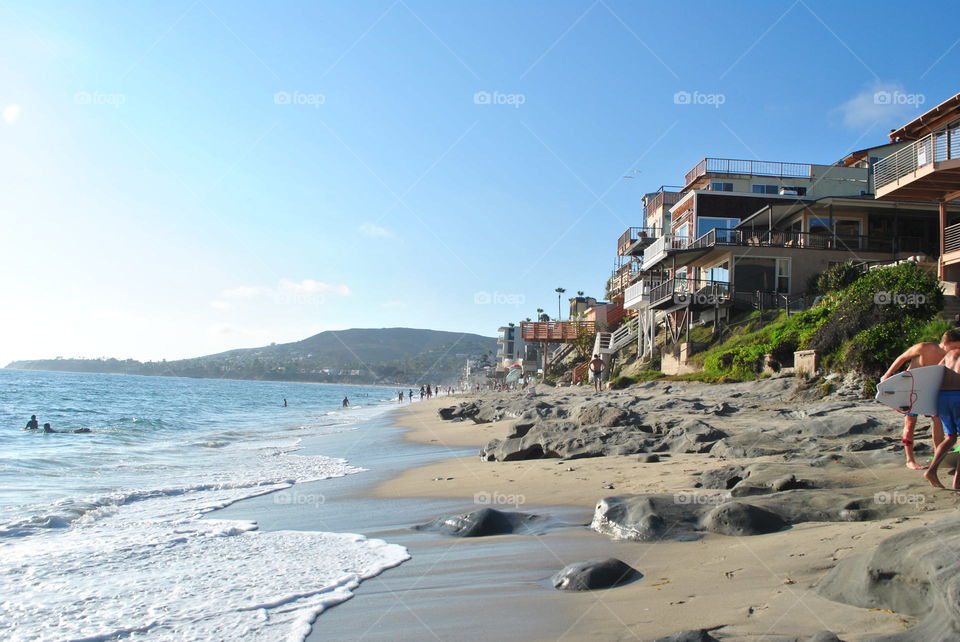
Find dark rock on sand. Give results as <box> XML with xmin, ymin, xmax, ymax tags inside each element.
<box><xmin>818</xmin><ymin>514</ymin><xmax>960</xmax><ymax>641</ymax></box>
<box><xmin>702</xmin><ymin>501</ymin><xmax>787</xmax><ymax>536</ymax></box>
<box><xmin>415</xmin><ymin>508</ymin><xmax>545</xmax><ymax>537</ymax></box>
<box><xmin>807</xmin><ymin>632</ymin><xmax>843</xmax><ymax>642</ymax></box>
<box><xmin>437</xmin><ymin>402</ymin><xmax>480</xmax><ymax>421</ymax></box>
<box><xmin>551</xmin><ymin>558</ymin><xmax>640</xmax><ymax>591</ymax></box>
<box><xmin>591</xmin><ymin>495</ymin><xmax>702</xmax><ymax>542</ymax></box>
<box><xmin>653</xmin><ymin>630</ymin><xmax>720</xmax><ymax>642</ymax></box>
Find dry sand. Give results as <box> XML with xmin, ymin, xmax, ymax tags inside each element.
<box><xmin>367</xmin><ymin>392</ymin><xmax>959</xmax><ymax>641</ymax></box>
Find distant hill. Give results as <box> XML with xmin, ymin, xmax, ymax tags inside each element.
<box><xmin>6</xmin><ymin>327</ymin><xmax>498</xmax><ymax>385</ymax></box>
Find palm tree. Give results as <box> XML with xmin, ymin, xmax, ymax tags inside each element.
<box><xmin>536</xmin><ymin>308</ymin><xmax>549</xmax><ymax>322</ymax></box>
<box><xmin>576</xmin><ymin>290</ymin><xmax>584</xmax><ymax>297</ymax></box>
<box><xmin>555</xmin><ymin>287</ymin><xmax>566</xmax><ymax>321</ymax></box>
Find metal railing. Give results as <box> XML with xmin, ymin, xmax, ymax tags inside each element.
<box><xmin>643</xmin><ymin>187</ymin><xmax>683</xmax><ymax>218</ymax></box>
<box><xmin>875</xmin><ymin>121</ymin><xmax>960</xmax><ymax>191</ymax></box>
<box><xmin>520</xmin><ymin>320</ymin><xmax>596</xmax><ymax>342</ymax></box>
<box><xmin>642</xmin><ymin>235</ymin><xmax>693</xmax><ymax>269</ymax></box>
<box><xmin>648</xmin><ymin>277</ymin><xmax>732</xmax><ymax>308</ymax></box>
<box><xmin>946</xmin><ymin>222</ymin><xmax>960</xmax><ymax>254</ymax></box>
<box><xmin>685</xmin><ymin>157</ymin><xmax>813</xmax><ymax>186</ymax></box>
<box><xmin>617</xmin><ymin>226</ymin><xmax>660</xmax><ymax>256</ymax></box>
<box><xmin>691</xmin><ymin>228</ymin><xmax>924</xmax><ymax>254</ymax></box>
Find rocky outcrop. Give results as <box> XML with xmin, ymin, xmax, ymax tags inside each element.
<box><xmin>551</xmin><ymin>558</ymin><xmax>640</xmax><ymax>591</ymax></box>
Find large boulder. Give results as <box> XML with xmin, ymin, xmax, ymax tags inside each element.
<box><xmin>702</xmin><ymin>501</ymin><xmax>787</xmax><ymax>536</ymax></box>
<box><xmin>653</xmin><ymin>631</ymin><xmax>720</xmax><ymax>642</ymax></box>
<box><xmin>415</xmin><ymin>508</ymin><xmax>544</xmax><ymax>537</ymax></box>
<box><xmin>551</xmin><ymin>558</ymin><xmax>641</xmax><ymax>591</ymax></box>
<box><xmin>591</xmin><ymin>495</ymin><xmax>701</xmax><ymax>542</ymax></box>
<box><xmin>571</xmin><ymin>401</ymin><xmax>632</xmax><ymax>427</ymax></box>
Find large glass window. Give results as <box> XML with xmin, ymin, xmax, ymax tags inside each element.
<box><xmin>752</xmin><ymin>184</ymin><xmax>779</xmax><ymax>194</ymax></box>
<box><xmin>704</xmin><ymin>261</ymin><xmax>730</xmax><ymax>284</ymax></box>
<box><xmin>696</xmin><ymin>216</ymin><xmax>741</xmax><ymax>241</ymax></box>
<box><xmin>710</xmin><ymin>182</ymin><xmax>733</xmax><ymax>192</ymax></box>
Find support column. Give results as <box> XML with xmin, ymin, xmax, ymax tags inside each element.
<box><xmin>940</xmin><ymin>201</ymin><xmax>946</xmax><ymax>281</ymax></box>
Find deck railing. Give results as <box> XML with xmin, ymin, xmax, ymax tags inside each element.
<box><xmin>946</xmin><ymin>222</ymin><xmax>960</xmax><ymax>255</ymax></box>
<box><xmin>643</xmin><ymin>188</ymin><xmax>682</xmax><ymax>217</ymax></box>
<box><xmin>617</xmin><ymin>226</ymin><xmax>660</xmax><ymax>256</ymax></box>
<box><xmin>648</xmin><ymin>277</ymin><xmax>732</xmax><ymax>308</ymax></box>
<box><xmin>685</xmin><ymin>157</ymin><xmax>812</xmax><ymax>186</ymax></box>
<box><xmin>875</xmin><ymin>122</ymin><xmax>960</xmax><ymax>191</ymax></box>
<box><xmin>691</xmin><ymin>228</ymin><xmax>924</xmax><ymax>254</ymax></box>
<box><xmin>520</xmin><ymin>320</ymin><xmax>596</xmax><ymax>342</ymax></box>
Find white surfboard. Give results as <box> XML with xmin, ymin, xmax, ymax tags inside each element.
<box><xmin>875</xmin><ymin>364</ymin><xmax>947</xmax><ymax>416</ymax></box>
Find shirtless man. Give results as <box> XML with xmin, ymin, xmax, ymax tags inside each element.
<box><xmin>925</xmin><ymin>346</ymin><xmax>960</xmax><ymax>488</ymax></box>
<box><xmin>882</xmin><ymin>330</ymin><xmax>960</xmax><ymax>469</ymax></box>
<box><xmin>589</xmin><ymin>354</ymin><xmax>606</xmax><ymax>393</ymax></box>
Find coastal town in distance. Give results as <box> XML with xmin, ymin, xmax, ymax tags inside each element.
<box><xmin>4</xmin><ymin>2</ymin><xmax>960</xmax><ymax>641</ymax></box>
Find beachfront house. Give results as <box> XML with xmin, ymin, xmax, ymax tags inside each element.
<box><xmin>495</xmin><ymin>324</ymin><xmax>524</xmax><ymax>372</ymax></box>
<box><xmin>873</xmin><ymin>92</ymin><xmax>960</xmax><ymax>281</ymax></box>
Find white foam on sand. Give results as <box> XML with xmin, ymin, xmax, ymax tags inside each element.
<box><xmin>0</xmin><ymin>446</ymin><xmax>410</xmax><ymax>640</ymax></box>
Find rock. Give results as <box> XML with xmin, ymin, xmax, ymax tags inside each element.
<box><xmin>653</xmin><ymin>631</ymin><xmax>720</xmax><ymax>642</ymax></box>
<box><xmin>591</xmin><ymin>495</ymin><xmax>701</xmax><ymax>542</ymax></box>
<box><xmin>415</xmin><ymin>508</ymin><xmax>544</xmax><ymax>537</ymax></box>
<box><xmin>572</xmin><ymin>401</ymin><xmax>631</xmax><ymax>427</ymax></box>
<box><xmin>659</xmin><ymin>419</ymin><xmax>727</xmax><ymax>453</ymax></box>
<box><xmin>707</xmin><ymin>401</ymin><xmax>737</xmax><ymax>416</ymax></box>
<box><xmin>845</xmin><ymin>438</ymin><xmax>888</xmax><ymax>452</ymax></box>
<box><xmin>551</xmin><ymin>558</ymin><xmax>640</xmax><ymax>591</ymax></box>
<box><xmin>818</xmin><ymin>514</ymin><xmax>960</xmax><ymax>641</ymax></box>
<box><xmin>640</xmin><ymin>454</ymin><xmax>661</xmax><ymax>463</ymax></box>
<box><xmin>703</xmin><ymin>501</ymin><xmax>787</xmax><ymax>536</ymax></box>
<box><xmin>807</xmin><ymin>633</ymin><xmax>843</xmax><ymax>642</ymax></box>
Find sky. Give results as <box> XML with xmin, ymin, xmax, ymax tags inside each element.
<box><xmin>1</xmin><ymin>0</ymin><xmax>957</xmax><ymax>364</ymax></box>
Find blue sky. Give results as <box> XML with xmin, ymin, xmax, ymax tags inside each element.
<box><xmin>1</xmin><ymin>0</ymin><xmax>957</xmax><ymax>363</ymax></box>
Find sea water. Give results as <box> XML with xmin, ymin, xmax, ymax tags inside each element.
<box><xmin>0</xmin><ymin>369</ymin><xmax>411</xmax><ymax>640</ymax></box>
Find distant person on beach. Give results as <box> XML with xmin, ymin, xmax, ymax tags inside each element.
<box><xmin>881</xmin><ymin>331</ymin><xmax>960</xmax><ymax>469</ymax></box>
<box><xmin>398</xmin><ymin>391</ymin><xmax>404</xmax><ymax>403</ymax></box>
<box><xmin>589</xmin><ymin>354</ymin><xmax>606</xmax><ymax>392</ymax></box>
<box><xmin>419</xmin><ymin>386</ymin><xmax>425</xmax><ymax>400</ymax></box>
<box><xmin>408</xmin><ymin>389</ymin><xmax>414</xmax><ymax>403</ymax></box>
<box><xmin>342</xmin><ymin>397</ymin><xmax>349</xmax><ymax>408</ymax></box>
<box><xmin>25</xmin><ymin>415</ymin><xmax>39</xmax><ymax>430</ymax></box>
<box><xmin>925</xmin><ymin>347</ymin><xmax>960</xmax><ymax>488</ymax></box>
<box><xmin>426</xmin><ymin>385</ymin><xmax>432</xmax><ymax>398</ymax></box>
<box><xmin>283</xmin><ymin>398</ymin><xmax>288</xmax><ymax>407</ymax></box>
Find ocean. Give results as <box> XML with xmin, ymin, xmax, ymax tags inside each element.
<box><xmin>0</xmin><ymin>369</ymin><xmax>415</xmax><ymax>640</ymax></box>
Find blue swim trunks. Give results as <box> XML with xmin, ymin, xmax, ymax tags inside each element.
<box><xmin>938</xmin><ymin>390</ymin><xmax>960</xmax><ymax>436</ymax></box>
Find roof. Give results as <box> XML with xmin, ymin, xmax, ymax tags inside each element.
<box><xmin>889</xmin><ymin>92</ymin><xmax>960</xmax><ymax>142</ymax></box>
<box><xmin>736</xmin><ymin>195</ymin><xmax>960</xmax><ymax>228</ymax></box>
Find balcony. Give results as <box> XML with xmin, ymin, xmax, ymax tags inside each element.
<box><xmin>623</xmin><ymin>277</ymin><xmax>666</xmax><ymax>310</ymax></box>
<box><xmin>641</xmin><ymin>235</ymin><xmax>692</xmax><ymax>270</ymax></box>
<box><xmin>875</xmin><ymin>122</ymin><xmax>960</xmax><ymax>201</ymax></box>
<box><xmin>684</xmin><ymin>157</ymin><xmax>812</xmax><ymax>190</ymax></box>
<box><xmin>520</xmin><ymin>320</ymin><xmax>596</xmax><ymax>343</ymax></box>
<box><xmin>648</xmin><ymin>277</ymin><xmax>732</xmax><ymax>309</ymax></box>
<box><xmin>690</xmin><ymin>228</ymin><xmax>924</xmax><ymax>254</ymax></box>
<box><xmin>643</xmin><ymin>187</ymin><xmax>683</xmax><ymax>217</ymax></box>
<box><xmin>617</xmin><ymin>226</ymin><xmax>659</xmax><ymax>256</ymax></box>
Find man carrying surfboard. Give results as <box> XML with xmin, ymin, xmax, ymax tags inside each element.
<box><xmin>926</xmin><ymin>346</ymin><xmax>960</xmax><ymax>489</ymax></box>
<box><xmin>881</xmin><ymin>331</ymin><xmax>960</xmax><ymax>470</ymax></box>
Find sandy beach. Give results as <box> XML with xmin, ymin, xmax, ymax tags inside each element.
<box><xmin>353</xmin><ymin>381</ymin><xmax>960</xmax><ymax>641</ymax></box>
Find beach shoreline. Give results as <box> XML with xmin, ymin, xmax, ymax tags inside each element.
<box><xmin>335</xmin><ymin>381</ymin><xmax>960</xmax><ymax>641</ymax></box>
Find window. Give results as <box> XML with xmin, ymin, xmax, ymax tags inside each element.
<box><xmin>696</xmin><ymin>216</ymin><xmax>741</xmax><ymax>241</ymax></box>
<box><xmin>711</xmin><ymin>182</ymin><xmax>733</xmax><ymax>192</ymax></box>
<box><xmin>704</xmin><ymin>261</ymin><xmax>729</xmax><ymax>284</ymax></box>
<box><xmin>776</xmin><ymin>258</ymin><xmax>791</xmax><ymax>294</ymax></box>
<box><xmin>752</xmin><ymin>184</ymin><xmax>779</xmax><ymax>194</ymax></box>
<box><xmin>734</xmin><ymin>257</ymin><xmax>789</xmax><ymax>293</ymax></box>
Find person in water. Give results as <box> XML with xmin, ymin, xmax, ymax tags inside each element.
<box><xmin>881</xmin><ymin>330</ymin><xmax>960</xmax><ymax>469</ymax></box>
<box><xmin>42</xmin><ymin>423</ymin><xmax>54</xmax><ymax>433</ymax></box>
<box><xmin>283</xmin><ymin>398</ymin><xmax>288</xmax><ymax>407</ymax></box>
<box><xmin>25</xmin><ymin>415</ymin><xmax>39</xmax><ymax>430</ymax></box>
<box><xmin>925</xmin><ymin>346</ymin><xmax>960</xmax><ymax>489</ymax></box>
<box><xmin>342</xmin><ymin>397</ymin><xmax>349</xmax><ymax>408</ymax></box>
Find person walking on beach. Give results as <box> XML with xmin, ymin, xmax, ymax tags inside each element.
<box><xmin>342</xmin><ymin>397</ymin><xmax>350</xmax><ymax>408</ymax></box>
<box><xmin>419</xmin><ymin>386</ymin><xmax>425</xmax><ymax>400</ymax></box>
<box><xmin>925</xmin><ymin>347</ymin><xmax>960</xmax><ymax>489</ymax></box>
<box><xmin>881</xmin><ymin>330</ymin><xmax>960</xmax><ymax>469</ymax></box>
<box><xmin>589</xmin><ymin>354</ymin><xmax>606</xmax><ymax>392</ymax></box>
<box><xmin>25</xmin><ymin>415</ymin><xmax>39</xmax><ymax>430</ymax></box>
<box><xmin>398</xmin><ymin>391</ymin><xmax>404</xmax><ymax>403</ymax></box>
<box><xmin>408</xmin><ymin>389</ymin><xmax>414</xmax><ymax>403</ymax></box>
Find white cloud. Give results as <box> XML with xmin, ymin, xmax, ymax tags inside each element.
<box><xmin>278</xmin><ymin>278</ymin><xmax>351</xmax><ymax>296</ymax></box>
<box><xmin>834</xmin><ymin>82</ymin><xmax>925</xmax><ymax>130</ymax></box>
<box><xmin>359</xmin><ymin>223</ymin><xmax>393</xmax><ymax>238</ymax></box>
<box><xmin>2</xmin><ymin>104</ymin><xmax>21</xmax><ymax>125</ymax></box>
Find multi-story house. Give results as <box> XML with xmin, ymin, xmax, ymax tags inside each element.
<box><xmin>495</xmin><ymin>324</ymin><xmax>524</xmax><ymax>372</ymax></box>
<box><xmin>873</xmin><ymin>92</ymin><xmax>960</xmax><ymax>280</ymax></box>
